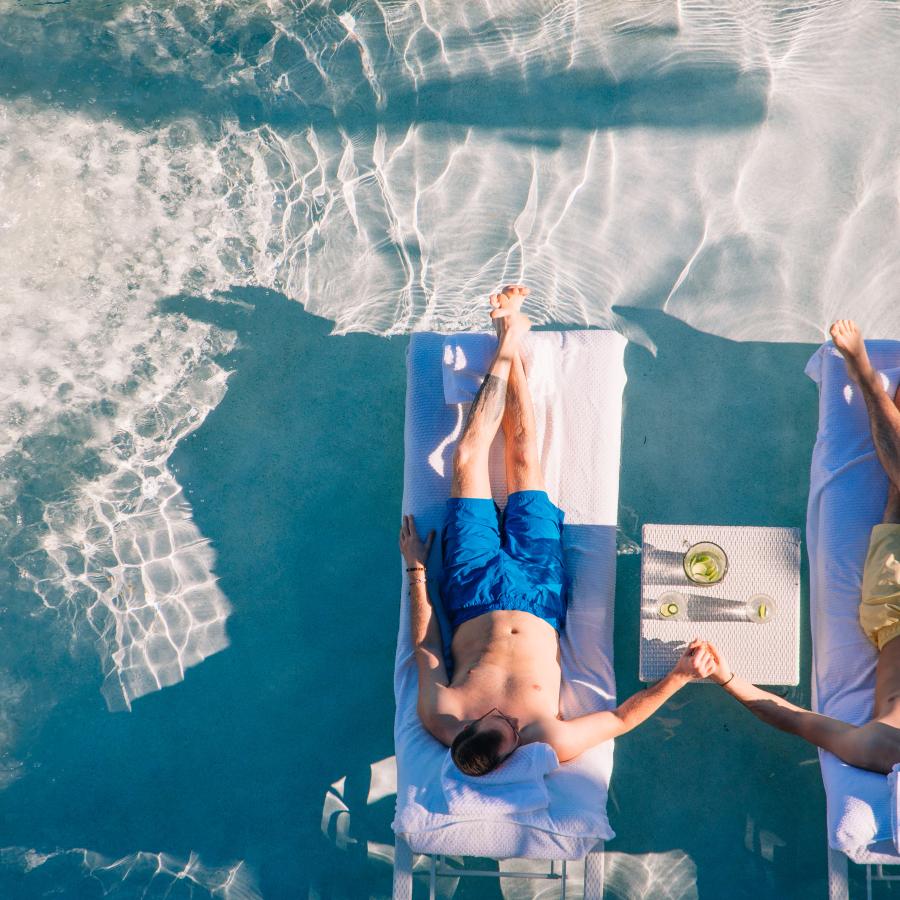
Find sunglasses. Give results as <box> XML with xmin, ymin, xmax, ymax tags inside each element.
<box><xmin>473</xmin><ymin>707</ymin><xmax>521</xmax><ymax>754</ymax></box>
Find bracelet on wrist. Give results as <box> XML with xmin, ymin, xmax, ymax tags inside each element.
<box><xmin>720</xmin><ymin>672</ymin><xmax>735</xmax><ymax>686</ymax></box>
<box><xmin>406</xmin><ymin>565</ymin><xmax>426</xmax><ymax>572</ymax></box>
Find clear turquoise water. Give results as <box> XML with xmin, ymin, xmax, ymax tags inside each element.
<box><xmin>4</xmin><ymin>2</ymin><xmax>900</xmax><ymax>897</ymax></box>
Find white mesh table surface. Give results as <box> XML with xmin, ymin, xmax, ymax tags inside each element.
<box><xmin>639</xmin><ymin>524</ymin><xmax>801</xmax><ymax>685</ymax></box>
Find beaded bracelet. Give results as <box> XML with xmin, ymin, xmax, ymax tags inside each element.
<box><xmin>406</xmin><ymin>566</ymin><xmax>426</xmax><ymax>572</ymax></box>
<box><xmin>408</xmin><ymin>577</ymin><xmax>427</xmax><ymax>586</ymax></box>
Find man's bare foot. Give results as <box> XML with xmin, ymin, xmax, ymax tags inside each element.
<box><xmin>490</xmin><ymin>284</ymin><xmax>528</xmax><ymax>323</ymax></box>
<box><xmin>489</xmin><ymin>284</ymin><xmax>530</xmax><ymax>343</ymax></box>
<box><xmin>831</xmin><ymin>319</ymin><xmax>875</xmax><ymax>384</ymax></box>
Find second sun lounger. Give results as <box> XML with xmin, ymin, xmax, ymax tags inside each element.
<box><xmin>807</xmin><ymin>340</ymin><xmax>900</xmax><ymax>897</ymax></box>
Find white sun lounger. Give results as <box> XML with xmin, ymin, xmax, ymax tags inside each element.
<box><xmin>806</xmin><ymin>341</ymin><xmax>900</xmax><ymax>898</ymax></box>
<box><xmin>392</xmin><ymin>330</ymin><xmax>627</xmax><ymax>898</ymax></box>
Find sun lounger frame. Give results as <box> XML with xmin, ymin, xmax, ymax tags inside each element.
<box><xmin>827</xmin><ymin>847</ymin><xmax>900</xmax><ymax>900</ymax></box>
<box><xmin>392</xmin><ymin>836</ymin><xmax>605</xmax><ymax>899</ymax></box>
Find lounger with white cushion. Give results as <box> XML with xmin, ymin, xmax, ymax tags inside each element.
<box><xmin>806</xmin><ymin>341</ymin><xmax>900</xmax><ymax>897</ymax></box>
<box><xmin>392</xmin><ymin>330</ymin><xmax>627</xmax><ymax>898</ymax></box>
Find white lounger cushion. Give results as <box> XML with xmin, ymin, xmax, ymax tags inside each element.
<box><xmin>393</xmin><ymin>330</ymin><xmax>626</xmax><ymax>860</ymax></box>
<box><xmin>807</xmin><ymin>341</ymin><xmax>900</xmax><ymax>863</ymax></box>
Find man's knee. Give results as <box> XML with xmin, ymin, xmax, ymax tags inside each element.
<box><xmin>453</xmin><ymin>438</ymin><xmax>486</xmax><ymax>474</ymax></box>
<box><xmin>506</xmin><ymin>440</ymin><xmax>539</xmax><ymax>473</ymax></box>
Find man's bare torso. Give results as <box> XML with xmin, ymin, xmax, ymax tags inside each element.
<box><xmin>446</xmin><ymin>610</ymin><xmax>562</xmax><ymax>735</ymax></box>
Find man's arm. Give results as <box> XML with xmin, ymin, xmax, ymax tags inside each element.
<box><xmin>409</xmin><ymin>578</ymin><xmax>459</xmax><ymax>741</ymax></box>
<box><xmin>536</xmin><ymin>641</ymin><xmax>714</xmax><ymax>762</ymax></box>
<box><xmin>400</xmin><ymin>515</ymin><xmax>460</xmax><ymax>744</ymax></box>
<box><xmin>719</xmin><ymin>674</ymin><xmax>867</xmax><ymax>762</ymax></box>
<box><xmin>704</xmin><ymin>642</ymin><xmax>875</xmax><ymax>769</ymax></box>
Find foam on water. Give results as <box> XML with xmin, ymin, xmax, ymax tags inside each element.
<box><xmin>0</xmin><ymin>102</ymin><xmax>263</xmax><ymax>715</ymax></box>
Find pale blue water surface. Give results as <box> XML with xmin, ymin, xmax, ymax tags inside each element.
<box><xmin>3</xmin><ymin>1</ymin><xmax>900</xmax><ymax>897</ymax></box>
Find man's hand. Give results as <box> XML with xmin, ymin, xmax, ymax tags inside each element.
<box><xmin>671</xmin><ymin>638</ymin><xmax>716</xmax><ymax>681</ymax></box>
<box><xmin>703</xmin><ymin>641</ymin><xmax>734</xmax><ymax>685</ymax></box>
<box><xmin>399</xmin><ymin>514</ymin><xmax>435</xmax><ymax>568</ymax></box>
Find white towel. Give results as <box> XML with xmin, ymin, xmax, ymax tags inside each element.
<box><xmin>441</xmin><ymin>743</ymin><xmax>559</xmax><ymax>819</ymax></box>
<box><xmin>393</xmin><ymin>330</ymin><xmax>626</xmax><ymax>860</ymax></box>
<box><xmin>442</xmin><ymin>335</ymin><xmax>553</xmax><ymax>405</ymax></box>
<box><xmin>807</xmin><ymin>341</ymin><xmax>900</xmax><ymax>864</ymax></box>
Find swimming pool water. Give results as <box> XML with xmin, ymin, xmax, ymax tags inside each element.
<box><xmin>4</xmin><ymin>1</ymin><xmax>900</xmax><ymax>897</ymax></box>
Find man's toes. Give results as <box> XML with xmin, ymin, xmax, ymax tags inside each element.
<box><xmin>503</xmin><ymin>284</ymin><xmax>529</xmax><ymax>298</ymax></box>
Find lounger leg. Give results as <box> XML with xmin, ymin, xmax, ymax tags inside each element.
<box><xmin>583</xmin><ymin>841</ymin><xmax>605</xmax><ymax>900</ymax></box>
<box><xmin>827</xmin><ymin>844</ymin><xmax>849</xmax><ymax>900</ymax></box>
<box><xmin>392</xmin><ymin>835</ymin><xmax>414</xmax><ymax>900</ymax></box>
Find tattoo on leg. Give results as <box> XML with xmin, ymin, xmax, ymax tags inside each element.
<box><xmin>863</xmin><ymin>392</ymin><xmax>900</xmax><ymax>484</ymax></box>
<box><xmin>464</xmin><ymin>374</ymin><xmax>508</xmax><ymax>432</ymax></box>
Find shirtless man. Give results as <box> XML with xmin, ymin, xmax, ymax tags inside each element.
<box><xmin>703</xmin><ymin>319</ymin><xmax>900</xmax><ymax>774</ymax></box>
<box><xmin>399</xmin><ymin>285</ymin><xmax>713</xmax><ymax>776</ymax></box>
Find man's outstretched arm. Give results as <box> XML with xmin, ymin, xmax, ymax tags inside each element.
<box><xmin>537</xmin><ymin>641</ymin><xmax>714</xmax><ymax>762</ymax></box>
<box><xmin>400</xmin><ymin>515</ymin><xmax>459</xmax><ymax>743</ymax></box>
<box><xmin>704</xmin><ymin>642</ymin><xmax>875</xmax><ymax>769</ymax></box>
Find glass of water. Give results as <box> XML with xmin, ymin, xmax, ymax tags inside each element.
<box><xmin>683</xmin><ymin>542</ymin><xmax>728</xmax><ymax>585</ymax></box>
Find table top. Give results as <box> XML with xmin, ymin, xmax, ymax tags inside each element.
<box><xmin>639</xmin><ymin>524</ymin><xmax>801</xmax><ymax>685</ymax></box>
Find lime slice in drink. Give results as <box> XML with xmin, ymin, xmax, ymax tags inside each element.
<box><xmin>747</xmin><ymin>595</ymin><xmax>775</xmax><ymax>623</ymax></box>
<box><xmin>683</xmin><ymin>543</ymin><xmax>727</xmax><ymax>584</ymax></box>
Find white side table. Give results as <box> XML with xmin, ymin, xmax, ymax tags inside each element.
<box><xmin>639</xmin><ymin>524</ymin><xmax>801</xmax><ymax>685</ymax></box>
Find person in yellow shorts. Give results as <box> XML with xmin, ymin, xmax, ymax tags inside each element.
<box><xmin>860</xmin><ymin>526</ymin><xmax>900</xmax><ymax>650</ymax></box>
<box><xmin>697</xmin><ymin>320</ymin><xmax>900</xmax><ymax>774</ymax></box>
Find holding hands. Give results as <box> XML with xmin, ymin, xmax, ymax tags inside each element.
<box><xmin>672</xmin><ymin>639</ymin><xmax>716</xmax><ymax>681</ymax></box>
<box><xmin>671</xmin><ymin>639</ymin><xmax>734</xmax><ymax>685</ymax></box>
<box><xmin>703</xmin><ymin>641</ymin><xmax>734</xmax><ymax>685</ymax></box>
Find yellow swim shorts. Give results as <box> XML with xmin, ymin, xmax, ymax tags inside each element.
<box><xmin>860</xmin><ymin>524</ymin><xmax>900</xmax><ymax>650</ymax></box>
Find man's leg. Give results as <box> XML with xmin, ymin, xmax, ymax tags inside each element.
<box><xmin>504</xmin><ymin>352</ymin><xmax>545</xmax><ymax>492</ymax></box>
<box><xmin>451</xmin><ymin>304</ymin><xmax>531</xmax><ymax>498</ymax></box>
<box><xmin>832</xmin><ymin>319</ymin><xmax>900</xmax><ymax>486</ymax></box>
<box><xmin>492</xmin><ymin>285</ymin><xmax>544</xmax><ymax>492</ymax></box>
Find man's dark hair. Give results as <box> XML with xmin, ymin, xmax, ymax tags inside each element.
<box><xmin>450</xmin><ymin>722</ymin><xmax>507</xmax><ymax>776</ymax></box>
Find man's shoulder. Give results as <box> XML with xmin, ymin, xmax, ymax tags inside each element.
<box><xmin>521</xmin><ymin>713</ymin><xmax>565</xmax><ymax>745</ymax></box>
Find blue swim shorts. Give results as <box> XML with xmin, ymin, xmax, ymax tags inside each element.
<box><xmin>439</xmin><ymin>490</ymin><xmax>568</xmax><ymax>635</ymax></box>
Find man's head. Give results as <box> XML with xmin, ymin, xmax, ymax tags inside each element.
<box><xmin>450</xmin><ymin>708</ymin><xmax>520</xmax><ymax>776</ymax></box>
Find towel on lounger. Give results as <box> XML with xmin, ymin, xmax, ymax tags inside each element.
<box><xmin>440</xmin><ymin>742</ymin><xmax>559</xmax><ymax>819</ymax></box>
